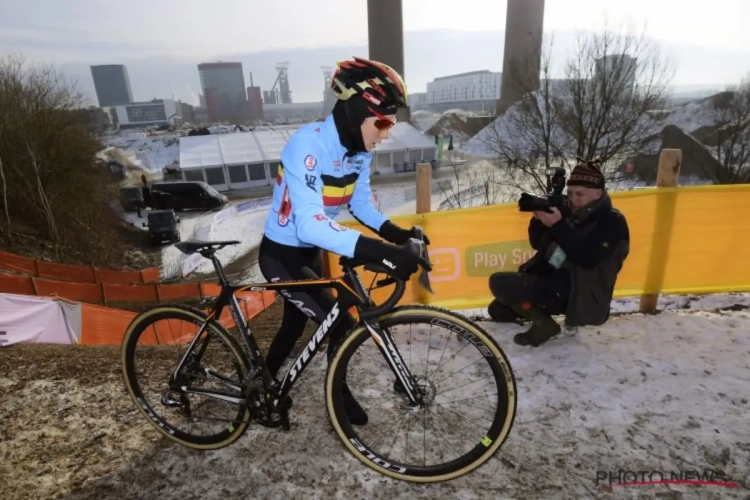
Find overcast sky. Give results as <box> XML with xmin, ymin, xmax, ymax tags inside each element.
<box><xmin>2</xmin><ymin>0</ymin><xmax>749</xmax><ymax>103</ymax></box>
<box><xmin>2</xmin><ymin>0</ymin><xmax>749</xmax><ymax>60</ymax></box>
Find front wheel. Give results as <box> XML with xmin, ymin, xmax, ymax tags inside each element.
<box><xmin>325</xmin><ymin>305</ymin><xmax>517</xmax><ymax>482</ymax></box>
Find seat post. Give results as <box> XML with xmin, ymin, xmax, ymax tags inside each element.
<box><xmin>209</xmin><ymin>254</ymin><xmax>229</xmax><ymax>285</ymax></box>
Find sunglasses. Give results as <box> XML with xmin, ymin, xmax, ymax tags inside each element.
<box><xmin>368</xmin><ymin>107</ymin><xmax>397</xmax><ymax>131</ymax></box>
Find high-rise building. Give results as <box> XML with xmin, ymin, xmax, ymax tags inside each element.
<box><xmin>426</xmin><ymin>71</ymin><xmax>502</xmax><ymax>103</ymax></box>
<box><xmin>197</xmin><ymin>62</ymin><xmax>247</xmax><ymax>123</ymax></box>
<box><xmin>595</xmin><ymin>54</ymin><xmax>638</xmax><ymax>94</ymax></box>
<box><xmin>90</xmin><ymin>64</ymin><xmax>133</xmax><ymax>107</ymax></box>
<box><xmin>246</xmin><ymin>87</ymin><xmax>264</xmax><ymax>123</ymax></box>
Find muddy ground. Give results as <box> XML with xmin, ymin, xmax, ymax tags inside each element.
<box><xmin>0</xmin><ymin>299</ymin><xmax>296</xmax><ymax>500</ymax></box>
<box><xmin>2</xmin><ymin>305</ymin><xmax>749</xmax><ymax>500</ymax></box>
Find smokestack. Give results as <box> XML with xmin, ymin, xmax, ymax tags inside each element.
<box><xmin>249</xmin><ymin>72</ymin><xmax>254</xmax><ymax>87</ymax></box>
<box><xmin>497</xmin><ymin>0</ymin><xmax>546</xmax><ymax>115</ymax></box>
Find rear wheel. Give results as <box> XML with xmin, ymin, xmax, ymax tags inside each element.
<box><xmin>325</xmin><ymin>305</ymin><xmax>516</xmax><ymax>482</ymax></box>
<box><xmin>121</xmin><ymin>304</ymin><xmax>252</xmax><ymax>449</ymax></box>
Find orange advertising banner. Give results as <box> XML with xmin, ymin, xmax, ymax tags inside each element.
<box><xmin>325</xmin><ymin>184</ymin><xmax>750</xmax><ymax>311</ymax></box>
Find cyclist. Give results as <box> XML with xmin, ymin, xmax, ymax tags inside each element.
<box><xmin>258</xmin><ymin>57</ymin><xmax>431</xmax><ymax>426</ymax></box>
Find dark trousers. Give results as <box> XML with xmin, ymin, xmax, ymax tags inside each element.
<box><xmin>488</xmin><ymin>270</ymin><xmax>570</xmax><ymax>319</ymax></box>
<box><xmin>257</xmin><ymin>236</ymin><xmax>357</xmax><ymax>378</ymax></box>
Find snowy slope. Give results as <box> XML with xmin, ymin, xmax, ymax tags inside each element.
<box><xmin>461</xmin><ymin>91</ymin><xmax>724</xmax><ymax>159</ymax></box>
<box><xmin>104</xmin><ymin>131</ymin><xmax>180</xmax><ymax>172</ymax></box>
<box><xmin>68</xmin><ymin>303</ymin><xmax>750</xmax><ymax>499</ymax></box>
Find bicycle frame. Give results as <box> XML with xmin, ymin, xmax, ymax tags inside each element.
<box><xmin>171</xmin><ymin>252</ymin><xmax>424</xmax><ymax>414</ymax></box>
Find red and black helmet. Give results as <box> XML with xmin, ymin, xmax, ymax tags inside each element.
<box><xmin>330</xmin><ymin>57</ymin><xmax>408</xmax><ymax>112</ymax></box>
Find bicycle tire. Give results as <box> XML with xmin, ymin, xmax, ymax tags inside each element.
<box><xmin>121</xmin><ymin>303</ymin><xmax>253</xmax><ymax>450</ymax></box>
<box><xmin>325</xmin><ymin>304</ymin><xmax>517</xmax><ymax>482</ymax></box>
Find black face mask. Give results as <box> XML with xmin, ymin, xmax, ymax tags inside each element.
<box><xmin>332</xmin><ymin>98</ymin><xmax>370</xmax><ymax>157</ymax></box>
<box><xmin>331</xmin><ymin>96</ymin><xmax>398</xmax><ymax>157</ymax></box>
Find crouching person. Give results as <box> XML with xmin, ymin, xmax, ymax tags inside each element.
<box><xmin>487</xmin><ymin>160</ymin><xmax>630</xmax><ymax>347</ymax></box>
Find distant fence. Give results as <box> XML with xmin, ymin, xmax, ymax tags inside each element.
<box><xmin>0</xmin><ymin>250</ymin><xmax>161</xmax><ymax>284</ymax></box>
<box><xmin>0</xmin><ymin>271</ymin><xmax>233</xmax><ymax>305</ymax></box>
<box><xmin>78</xmin><ymin>290</ymin><xmax>276</xmax><ymax>344</ymax></box>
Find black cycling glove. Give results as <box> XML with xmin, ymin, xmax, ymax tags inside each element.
<box><xmin>377</xmin><ymin>220</ymin><xmax>431</xmax><ymax>245</ymax></box>
<box><xmin>354</xmin><ymin>235</ymin><xmax>422</xmax><ymax>281</ymax></box>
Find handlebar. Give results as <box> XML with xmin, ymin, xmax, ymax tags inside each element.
<box><xmin>339</xmin><ymin>226</ymin><xmax>434</xmax><ymax>320</ymax></box>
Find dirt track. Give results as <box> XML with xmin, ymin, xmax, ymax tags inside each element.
<box><xmin>0</xmin><ymin>300</ymin><xmax>287</xmax><ymax>500</ymax></box>
<box><xmin>2</xmin><ymin>306</ymin><xmax>749</xmax><ymax>500</ymax></box>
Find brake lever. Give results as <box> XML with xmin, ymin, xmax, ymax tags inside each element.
<box><xmin>405</xmin><ymin>235</ymin><xmax>435</xmax><ymax>295</ymax></box>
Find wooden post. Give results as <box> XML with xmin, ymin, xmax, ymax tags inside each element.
<box><xmin>639</xmin><ymin>148</ymin><xmax>682</xmax><ymax>314</ymax></box>
<box><xmin>416</xmin><ymin>163</ymin><xmax>432</xmax><ymax>214</ymax></box>
<box><xmin>412</xmin><ymin>163</ymin><xmax>433</xmax><ymax>304</ymax></box>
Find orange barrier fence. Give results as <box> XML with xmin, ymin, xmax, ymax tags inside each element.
<box><xmin>79</xmin><ymin>290</ymin><xmax>276</xmax><ymax>345</ymax></box>
<box><xmin>0</xmin><ymin>272</ymin><xmax>228</xmax><ymax>305</ymax></box>
<box><xmin>324</xmin><ymin>183</ymin><xmax>750</xmax><ymax>311</ymax></box>
<box><xmin>0</xmin><ymin>250</ymin><xmax>161</xmax><ymax>284</ymax></box>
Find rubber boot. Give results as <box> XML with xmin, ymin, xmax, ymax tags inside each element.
<box><xmin>511</xmin><ymin>302</ymin><xmax>561</xmax><ymax>347</ymax></box>
<box><xmin>488</xmin><ymin>299</ymin><xmax>523</xmax><ymax>323</ymax></box>
<box><xmin>342</xmin><ymin>383</ymin><xmax>368</xmax><ymax>426</ymax></box>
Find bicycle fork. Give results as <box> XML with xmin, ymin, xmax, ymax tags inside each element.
<box><xmin>363</xmin><ymin>320</ymin><xmax>425</xmax><ymax>408</ymax></box>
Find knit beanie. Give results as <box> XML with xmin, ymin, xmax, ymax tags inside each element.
<box><xmin>567</xmin><ymin>158</ymin><xmax>605</xmax><ymax>189</ymax></box>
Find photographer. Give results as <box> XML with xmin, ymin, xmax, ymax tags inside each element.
<box><xmin>487</xmin><ymin>159</ymin><xmax>630</xmax><ymax>347</ymax></box>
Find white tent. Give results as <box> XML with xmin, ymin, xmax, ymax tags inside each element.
<box><xmin>372</xmin><ymin>123</ymin><xmax>438</xmax><ymax>174</ymax></box>
<box><xmin>178</xmin><ymin>122</ymin><xmax>438</xmax><ymax>191</ymax></box>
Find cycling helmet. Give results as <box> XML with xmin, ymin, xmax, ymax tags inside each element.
<box><xmin>331</xmin><ymin>57</ymin><xmax>408</xmax><ymax>113</ymax></box>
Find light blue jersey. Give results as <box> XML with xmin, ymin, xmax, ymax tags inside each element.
<box><xmin>262</xmin><ymin>114</ymin><xmax>388</xmax><ymax>257</ymax></box>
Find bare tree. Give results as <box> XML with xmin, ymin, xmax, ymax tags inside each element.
<box><xmin>0</xmin><ymin>126</ymin><xmax>9</xmax><ymax>241</ymax></box>
<box><xmin>0</xmin><ymin>52</ymin><xmax>147</xmax><ymax>268</ymax></box>
<box><xmin>707</xmin><ymin>75</ymin><xmax>750</xmax><ymax>183</ymax></box>
<box><xmin>557</xmin><ymin>20</ymin><xmax>675</xmax><ymax>170</ymax></box>
<box><xmin>437</xmin><ymin>151</ymin><xmax>513</xmax><ymax>210</ymax></box>
<box><xmin>478</xmin><ymin>35</ymin><xmax>571</xmax><ymax>194</ymax></box>
<box><xmin>477</xmin><ymin>20</ymin><xmax>675</xmax><ymax>193</ymax></box>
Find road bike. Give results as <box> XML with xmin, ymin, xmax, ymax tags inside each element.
<box><xmin>121</xmin><ymin>229</ymin><xmax>517</xmax><ymax>483</ymax></box>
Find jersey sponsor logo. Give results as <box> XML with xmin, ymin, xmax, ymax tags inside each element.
<box><xmin>305</xmin><ymin>174</ymin><xmax>316</xmax><ymax>192</ymax></box>
<box><xmin>278</xmin><ymin>185</ymin><xmax>291</xmax><ymax>226</ymax></box>
<box><xmin>346</xmin><ymin>157</ymin><xmax>364</xmax><ymax>170</ymax></box>
<box><xmin>313</xmin><ymin>214</ymin><xmax>329</xmax><ymax>221</ymax></box>
<box><xmin>304</xmin><ymin>155</ymin><xmax>317</xmax><ymax>170</ymax></box>
<box><xmin>333</xmin><ymin>160</ymin><xmax>341</xmax><ymax>168</ymax></box>
<box><xmin>329</xmin><ymin>221</ymin><xmax>347</xmax><ymax>232</ymax></box>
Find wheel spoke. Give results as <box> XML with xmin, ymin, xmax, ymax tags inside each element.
<box><xmin>121</xmin><ymin>305</ymin><xmax>252</xmax><ymax>449</ymax></box>
<box><xmin>326</xmin><ymin>307</ymin><xmax>517</xmax><ymax>482</ymax></box>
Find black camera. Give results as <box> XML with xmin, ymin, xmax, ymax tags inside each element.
<box><xmin>518</xmin><ymin>167</ymin><xmax>569</xmax><ymax>213</ymax></box>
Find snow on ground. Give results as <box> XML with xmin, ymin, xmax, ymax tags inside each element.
<box><xmin>462</xmin><ymin>292</ymin><xmax>750</xmax><ymax>320</ymax></box>
<box><xmin>161</xmin><ymin>204</ymin><xmax>271</xmax><ymax>279</ymax></box>
<box><xmin>103</xmin><ymin>130</ymin><xmax>180</xmax><ymax>172</ymax></box>
<box><xmin>411</xmin><ymin>115</ymin><xmax>441</xmax><ymax>133</ymax></box>
<box><xmin>460</xmin><ymin>91</ymin><xmax>722</xmax><ymax>159</ymax></box>
<box><xmin>64</xmin><ymin>303</ymin><xmax>750</xmax><ymax>499</ymax></box>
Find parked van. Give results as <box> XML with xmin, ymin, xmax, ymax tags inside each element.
<box><xmin>150</xmin><ymin>181</ymin><xmax>228</xmax><ymax>211</ymax></box>
<box><xmin>143</xmin><ymin>209</ymin><xmax>180</xmax><ymax>246</ymax></box>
